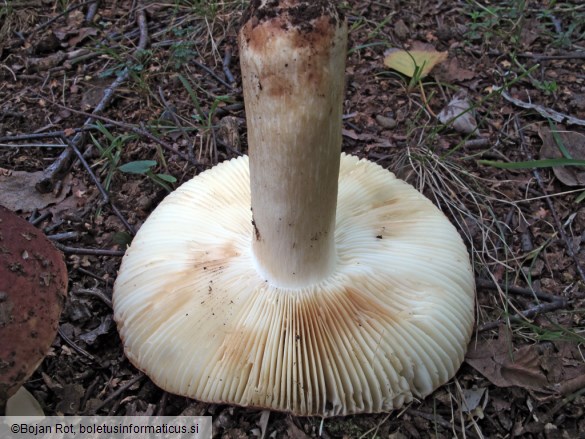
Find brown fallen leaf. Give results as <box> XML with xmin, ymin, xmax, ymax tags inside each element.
<box><xmin>499</xmin><ymin>344</ymin><xmax>550</xmax><ymax>390</ymax></box>
<box><xmin>68</xmin><ymin>27</ymin><xmax>99</xmax><ymax>47</ymax></box>
<box><xmin>433</xmin><ymin>57</ymin><xmax>477</xmax><ymax>82</ymax></box>
<box><xmin>0</xmin><ymin>169</ymin><xmax>71</xmax><ymax>212</ymax></box>
<box><xmin>285</xmin><ymin>417</ymin><xmax>311</xmax><ymax>439</ymax></box>
<box><xmin>467</xmin><ymin>329</ymin><xmax>585</xmax><ymax>397</ymax></box>
<box><xmin>466</xmin><ymin>326</ymin><xmax>552</xmax><ymax>391</ymax></box>
<box><xmin>538</xmin><ymin>125</ymin><xmax>585</xmax><ymax>186</ymax></box>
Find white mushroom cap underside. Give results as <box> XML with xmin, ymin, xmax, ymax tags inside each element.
<box><xmin>113</xmin><ymin>153</ymin><xmax>475</xmax><ymax>417</ymax></box>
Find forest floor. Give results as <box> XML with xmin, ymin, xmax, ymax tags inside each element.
<box><xmin>1</xmin><ymin>1</ymin><xmax>584</xmax><ymax>438</ymax></box>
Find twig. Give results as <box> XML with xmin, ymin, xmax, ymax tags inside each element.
<box><xmin>222</xmin><ymin>47</ymin><xmax>236</xmax><ymax>84</ymax></box>
<box><xmin>85</xmin><ymin>0</ymin><xmax>100</xmax><ymax>23</ymax></box>
<box><xmin>408</xmin><ymin>408</ymin><xmax>478</xmax><ymax>439</ymax></box>
<box><xmin>74</xmin><ymin>288</ymin><xmax>113</xmax><ymax>309</ymax></box>
<box><xmin>0</xmin><ymin>125</ymin><xmax>113</xmax><ymax>143</ymax></box>
<box><xmin>30</xmin><ymin>211</ymin><xmax>52</xmax><ymax>226</ymax></box>
<box><xmin>475</xmin><ymin>278</ymin><xmax>563</xmax><ymax>303</ymax></box>
<box><xmin>81</xmin><ymin>375</ymin><xmax>102</xmax><ymax>413</ymax></box>
<box><xmin>515</xmin><ymin>116</ymin><xmax>585</xmax><ymax>283</ymax></box>
<box><xmin>85</xmin><ymin>373</ymin><xmax>145</xmax><ymax>415</ymax></box>
<box><xmin>61</xmin><ymin>135</ymin><xmax>136</xmax><ymax>235</ymax></box>
<box><xmin>30</xmin><ymin>0</ymin><xmax>97</xmax><ymax>36</ymax></box>
<box><xmin>497</xmin><ymin>87</ymin><xmax>585</xmax><ymax>127</ymax></box>
<box><xmin>157</xmin><ymin>86</ymin><xmax>191</xmax><ymax>144</ymax></box>
<box><xmin>58</xmin><ymin>327</ymin><xmax>97</xmax><ymax>362</ymax></box>
<box><xmin>43</xmin><ymin>99</ymin><xmax>192</xmax><ymax>163</ymax></box>
<box><xmin>193</xmin><ymin>59</ymin><xmax>234</xmax><ymax>89</ymax></box>
<box><xmin>0</xmin><ymin>143</ymin><xmax>67</xmax><ymax>149</ymax></box>
<box><xmin>37</xmin><ymin>4</ymin><xmax>150</xmax><ymax>193</ymax></box>
<box><xmin>517</xmin><ymin>52</ymin><xmax>585</xmax><ymax>60</ymax></box>
<box><xmin>478</xmin><ymin>300</ymin><xmax>569</xmax><ymax>332</ymax></box>
<box><xmin>463</xmin><ymin>138</ymin><xmax>490</xmax><ymax>149</ymax></box>
<box><xmin>47</xmin><ymin>231</ymin><xmax>80</xmax><ymax>241</ymax></box>
<box><xmin>54</xmin><ymin>243</ymin><xmax>125</xmax><ymax>256</ymax></box>
<box><xmin>76</xmin><ymin>267</ymin><xmax>110</xmax><ymax>285</ymax></box>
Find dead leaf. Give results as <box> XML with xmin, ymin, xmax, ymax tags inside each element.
<box><xmin>78</xmin><ymin>315</ymin><xmax>114</xmax><ymax>345</ymax></box>
<box><xmin>383</xmin><ymin>47</ymin><xmax>447</xmax><ymax>79</ymax></box>
<box><xmin>460</xmin><ymin>387</ymin><xmax>487</xmax><ymax>413</ymax></box>
<box><xmin>393</xmin><ymin>19</ymin><xmax>409</xmax><ymax>41</ymax></box>
<box><xmin>437</xmin><ymin>90</ymin><xmax>477</xmax><ymax>134</ymax></box>
<box><xmin>539</xmin><ymin>126</ymin><xmax>585</xmax><ymax>186</ymax></box>
<box><xmin>499</xmin><ymin>345</ymin><xmax>550</xmax><ymax>389</ymax></box>
<box><xmin>55</xmin><ymin>383</ymin><xmax>84</xmax><ymax>415</ymax></box>
<box><xmin>257</xmin><ymin>410</ymin><xmax>270</xmax><ymax>439</ymax></box>
<box><xmin>520</xmin><ymin>19</ymin><xmax>542</xmax><ymax>48</ymax></box>
<box><xmin>217</xmin><ymin>116</ymin><xmax>242</xmax><ymax>152</ymax></box>
<box><xmin>465</xmin><ymin>329</ymin><xmax>585</xmax><ymax>397</ymax></box>
<box><xmin>466</xmin><ymin>340</ymin><xmax>551</xmax><ymax>390</ymax></box>
<box><xmin>433</xmin><ymin>57</ymin><xmax>477</xmax><ymax>82</ymax></box>
<box><xmin>285</xmin><ymin>417</ymin><xmax>311</xmax><ymax>439</ymax></box>
<box><xmin>342</xmin><ymin>128</ymin><xmax>359</xmax><ymax>140</ymax></box>
<box><xmin>0</xmin><ymin>169</ymin><xmax>71</xmax><ymax>212</ymax></box>
<box><xmin>66</xmin><ymin>10</ymin><xmax>84</xmax><ymax>28</ymax></box>
<box><xmin>68</xmin><ymin>27</ymin><xmax>99</xmax><ymax>47</ymax></box>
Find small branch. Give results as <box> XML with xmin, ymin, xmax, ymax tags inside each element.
<box><xmin>61</xmin><ymin>136</ymin><xmax>136</xmax><ymax>235</ymax></box>
<box><xmin>58</xmin><ymin>327</ymin><xmax>97</xmax><ymax>362</ymax></box>
<box><xmin>157</xmin><ymin>86</ymin><xmax>190</xmax><ymax>144</ymax></box>
<box><xmin>478</xmin><ymin>299</ymin><xmax>569</xmax><ymax>332</ymax></box>
<box><xmin>37</xmin><ymin>4</ymin><xmax>150</xmax><ymax>193</ymax></box>
<box><xmin>517</xmin><ymin>51</ymin><xmax>585</xmax><ymax>60</ymax></box>
<box><xmin>85</xmin><ymin>0</ymin><xmax>100</xmax><ymax>23</ymax></box>
<box><xmin>407</xmin><ymin>409</ymin><xmax>479</xmax><ymax>439</ymax></box>
<box><xmin>30</xmin><ymin>0</ymin><xmax>97</xmax><ymax>36</ymax></box>
<box><xmin>85</xmin><ymin>373</ymin><xmax>145</xmax><ymax>415</ymax></box>
<box><xmin>515</xmin><ymin>116</ymin><xmax>585</xmax><ymax>283</ymax></box>
<box><xmin>74</xmin><ymin>288</ymin><xmax>113</xmax><ymax>309</ymax></box>
<box><xmin>463</xmin><ymin>138</ymin><xmax>490</xmax><ymax>149</ymax></box>
<box><xmin>0</xmin><ymin>143</ymin><xmax>67</xmax><ymax>149</ymax></box>
<box><xmin>222</xmin><ymin>47</ymin><xmax>236</xmax><ymax>84</ymax></box>
<box><xmin>47</xmin><ymin>231</ymin><xmax>80</xmax><ymax>241</ymax></box>
<box><xmin>76</xmin><ymin>267</ymin><xmax>110</xmax><ymax>285</ymax></box>
<box><xmin>193</xmin><ymin>59</ymin><xmax>234</xmax><ymax>89</ymax></box>
<box><xmin>497</xmin><ymin>87</ymin><xmax>585</xmax><ymax>127</ymax></box>
<box><xmin>475</xmin><ymin>278</ymin><xmax>563</xmax><ymax>303</ymax></box>
<box><xmin>54</xmin><ymin>243</ymin><xmax>125</xmax><ymax>256</ymax></box>
<box><xmin>0</xmin><ymin>125</ymin><xmax>114</xmax><ymax>143</ymax></box>
<box><xmin>43</xmin><ymin>99</ymin><xmax>192</xmax><ymax>163</ymax></box>
<box><xmin>29</xmin><ymin>211</ymin><xmax>52</xmax><ymax>226</ymax></box>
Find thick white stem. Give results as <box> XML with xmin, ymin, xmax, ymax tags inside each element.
<box><xmin>239</xmin><ymin>1</ymin><xmax>347</xmax><ymax>288</ymax></box>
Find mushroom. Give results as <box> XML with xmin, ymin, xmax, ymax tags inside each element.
<box><xmin>0</xmin><ymin>205</ymin><xmax>68</xmax><ymax>415</ymax></box>
<box><xmin>113</xmin><ymin>0</ymin><xmax>475</xmax><ymax>417</ymax></box>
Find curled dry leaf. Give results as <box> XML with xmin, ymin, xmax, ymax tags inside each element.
<box><xmin>383</xmin><ymin>47</ymin><xmax>447</xmax><ymax>78</ymax></box>
<box><xmin>437</xmin><ymin>90</ymin><xmax>477</xmax><ymax>134</ymax></box>
<box><xmin>433</xmin><ymin>57</ymin><xmax>476</xmax><ymax>82</ymax></box>
<box><xmin>466</xmin><ymin>329</ymin><xmax>585</xmax><ymax>397</ymax></box>
<box><xmin>539</xmin><ymin>126</ymin><xmax>585</xmax><ymax>186</ymax></box>
<box><xmin>0</xmin><ymin>169</ymin><xmax>71</xmax><ymax>212</ymax></box>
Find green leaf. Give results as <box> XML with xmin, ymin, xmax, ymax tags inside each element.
<box><xmin>478</xmin><ymin>158</ymin><xmax>585</xmax><ymax>169</ymax></box>
<box><xmin>156</xmin><ymin>173</ymin><xmax>177</xmax><ymax>183</ymax></box>
<box><xmin>119</xmin><ymin>160</ymin><xmax>157</xmax><ymax>174</ymax></box>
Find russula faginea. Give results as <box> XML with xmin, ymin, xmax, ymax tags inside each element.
<box><xmin>0</xmin><ymin>205</ymin><xmax>67</xmax><ymax>415</ymax></box>
<box><xmin>113</xmin><ymin>0</ymin><xmax>475</xmax><ymax>417</ymax></box>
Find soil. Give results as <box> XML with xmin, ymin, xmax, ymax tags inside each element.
<box><xmin>1</xmin><ymin>1</ymin><xmax>584</xmax><ymax>438</ymax></box>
